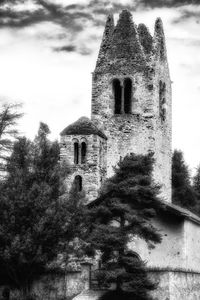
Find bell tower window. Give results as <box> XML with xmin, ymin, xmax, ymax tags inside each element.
<box><xmin>113</xmin><ymin>79</ymin><xmax>122</xmax><ymax>114</ymax></box>
<box><xmin>81</xmin><ymin>142</ymin><xmax>87</xmax><ymax>164</ymax></box>
<box><xmin>113</xmin><ymin>78</ymin><xmax>132</xmax><ymax>114</ymax></box>
<box><xmin>74</xmin><ymin>142</ymin><xmax>79</xmax><ymax>164</ymax></box>
<box><xmin>124</xmin><ymin>78</ymin><xmax>132</xmax><ymax>114</ymax></box>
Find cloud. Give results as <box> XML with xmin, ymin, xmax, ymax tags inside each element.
<box><xmin>53</xmin><ymin>44</ymin><xmax>92</xmax><ymax>55</ymax></box>
<box><xmin>0</xmin><ymin>0</ymin><xmax>199</xmax><ymax>57</ymax></box>
<box><xmin>172</xmin><ymin>8</ymin><xmax>200</xmax><ymax>24</ymax></box>
<box><xmin>0</xmin><ymin>0</ymin><xmax>92</xmax><ymax>30</ymax></box>
<box><xmin>137</xmin><ymin>0</ymin><xmax>200</xmax><ymax>9</ymax></box>
<box><xmin>54</xmin><ymin>45</ymin><xmax>76</xmax><ymax>52</ymax></box>
<box><xmin>0</xmin><ymin>0</ymin><xmax>198</xmax><ymax>31</ymax></box>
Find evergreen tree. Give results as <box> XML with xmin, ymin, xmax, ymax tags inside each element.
<box><xmin>0</xmin><ymin>102</ymin><xmax>23</xmax><ymax>171</ymax></box>
<box><xmin>172</xmin><ymin>149</ymin><xmax>197</xmax><ymax>210</ymax></box>
<box><xmin>193</xmin><ymin>165</ymin><xmax>200</xmax><ymax>197</ymax></box>
<box><xmin>0</xmin><ymin>122</ymin><xmax>83</xmax><ymax>298</ymax></box>
<box><xmin>193</xmin><ymin>165</ymin><xmax>200</xmax><ymax>215</ymax></box>
<box><xmin>86</xmin><ymin>153</ymin><xmax>163</xmax><ymax>300</ymax></box>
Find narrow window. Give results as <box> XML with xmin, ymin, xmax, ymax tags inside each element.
<box><xmin>74</xmin><ymin>175</ymin><xmax>82</xmax><ymax>192</ymax></box>
<box><xmin>113</xmin><ymin>79</ymin><xmax>122</xmax><ymax>114</ymax></box>
<box><xmin>124</xmin><ymin>78</ymin><xmax>132</xmax><ymax>114</ymax></box>
<box><xmin>74</xmin><ymin>142</ymin><xmax>79</xmax><ymax>164</ymax></box>
<box><xmin>159</xmin><ymin>81</ymin><xmax>166</xmax><ymax>121</ymax></box>
<box><xmin>81</xmin><ymin>142</ymin><xmax>87</xmax><ymax>164</ymax></box>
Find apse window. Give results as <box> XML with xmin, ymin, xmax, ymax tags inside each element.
<box><xmin>74</xmin><ymin>175</ymin><xmax>82</xmax><ymax>192</ymax></box>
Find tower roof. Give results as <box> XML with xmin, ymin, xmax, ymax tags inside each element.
<box><xmin>95</xmin><ymin>10</ymin><xmax>146</xmax><ymax>73</ymax></box>
<box><xmin>60</xmin><ymin>117</ymin><xmax>107</xmax><ymax>139</ymax></box>
<box><xmin>94</xmin><ymin>10</ymin><xmax>167</xmax><ymax>74</ymax></box>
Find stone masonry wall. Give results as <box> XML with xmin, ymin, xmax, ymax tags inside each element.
<box><xmin>0</xmin><ymin>265</ymin><xmax>90</xmax><ymax>300</ymax></box>
<box><xmin>150</xmin><ymin>270</ymin><xmax>200</xmax><ymax>300</ymax></box>
<box><xmin>60</xmin><ymin>134</ymin><xmax>107</xmax><ymax>202</ymax></box>
<box><xmin>91</xmin><ymin>66</ymin><xmax>171</xmax><ymax>202</ymax></box>
<box><xmin>153</xmin><ymin>53</ymin><xmax>172</xmax><ymax>202</ymax></box>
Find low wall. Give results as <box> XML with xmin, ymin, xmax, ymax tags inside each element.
<box><xmin>0</xmin><ymin>264</ymin><xmax>90</xmax><ymax>300</ymax></box>
<box><xmin>150</xmin><ymin>269</ymin><xmax>200</xmax><ymax>300</ymax></box>
<box><xmin>1</xmin><ymin>267</ymin><xmax>200</xmax><ymax>300</ymax></box>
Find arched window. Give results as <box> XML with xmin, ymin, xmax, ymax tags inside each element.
<box><xmin>74</xmin><ymin>175</ymin><xmax>82</xmax><ymax>192</ymax></box>
<box><xmin>81</xmin><ymin>142</ymin><xmax>87</xmax><ymax>164</ymax></box>
<box><xmin>126</xmin><ymin>251</ymin><xmax>141</xmax><ymax>261</ymax></box>
<box><xmin>113</xmin><ymin>79</ymin><xmax>122</xmax><ymax>114</ymax></box>
<box><xmin>74</xmin><ymin>142</ymin><xmax>79</xmax><ymax>164</ymax></box>
<box><xmin>124</xmin><ymin>78</ymin><xmax>132</xmax><ymax>114</ymax></box>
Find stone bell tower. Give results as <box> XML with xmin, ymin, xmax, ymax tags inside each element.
<box><xmin>91</xmin><ymin>10</ymin><xmax>172</xmax><ymax>202</ymax></box>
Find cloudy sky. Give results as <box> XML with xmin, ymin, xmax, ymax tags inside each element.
<box><xmin>0</xmin><ymin>0</ymin><xmax>200</xmax><ymax>172</ymax></box>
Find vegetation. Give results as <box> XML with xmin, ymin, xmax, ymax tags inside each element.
<box><xmin>0</xmin><ymin>103</ymin><xmax>22</xmax><ymax>171</ymax></box>
<box><xmin>86</xmin><ymin>153</ymin><xmax>163</xmax><ymax>300</ymax></box>
<box><xmin>0</xmin><ymin>122</ymin><xmax>85</xmax><ymax>299</ymax></box>
<box><xmin>172</xmin><ymin>149</ymin><xmax>197</xmax><ymax>212</ymax></box>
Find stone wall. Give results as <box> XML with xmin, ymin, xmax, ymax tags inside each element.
<box><xmin>150</xmin><ymin>270</ymin><xmax>200</xmax><ymax>300</ymax></box>
<box><xmin>32</xmin><ymin>265</ymin><xmax>90</xmax><ymax>300</ymax></box>
<box><xmin>0</xmin><ymin>265</ymin><xmax>90</xmax><ymax>300</ymax></box>
<box><xmin>184</xmin><ymin>219</ymin><xmax>200</xmax><ymax>272</ymax></box>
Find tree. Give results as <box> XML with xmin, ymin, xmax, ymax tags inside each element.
<box><xmin>193</xmin><ymin>165</ymin><xmax>200</xmax><ymax>215</ymax></box>
<box><xmin>193</xmin><ymin>165</ymin><xmax>200</xmax><ymax>196</ymax></box>
<box><xmin>0</xmin><ymin>122</ymin><xmax>83</xmax><ymax>298</ymax></box>
<box><xmin>172</xmin><ymin>150</ymin><xmax>197</xmax><ymax>211</ymax></box>
<box><xmin>86</xmin><ymin>153</ymin><xmax>163</xmax><ymax>300</ymax></box>
<box><xmin>0</xmin><ymin>102</ymin><xmax>23</xmax><ymax>171</ymax></box>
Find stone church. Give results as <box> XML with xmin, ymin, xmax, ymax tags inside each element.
<box><xmin>60</xmin><ymin>10</ymin><xmax>200</xmax><ymax>300</ymax></box>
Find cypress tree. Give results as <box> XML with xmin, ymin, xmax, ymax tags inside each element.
<box><xmin>172</xmin><ymin>149</ymin><xmax>197</xmax><ymax>210</ymax></box>
<box><xmin>0</xmin><ymin>102</ymin><xmax>23</xmax><ymax>172</ymax></box>
<box><xmin>193</xmin><ymin>165</ymin><xmax>200</xmax><ymax>215</ymax></box>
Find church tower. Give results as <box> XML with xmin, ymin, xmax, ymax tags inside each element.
<box><xmin>60</xmin><ymin>10</ymin><xmax>172</xmax><ymax>203</ymax></box>
<box><xmin>91</xmin><ymin>10</ymin><xmax>172</xmax><ymax>202</ymax></box>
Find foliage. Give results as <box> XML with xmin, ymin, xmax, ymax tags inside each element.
<box><xmin>0</xmin><ymin>122</ymin><xmax>85</xmax><ymax>297</ymax></box>
<box><xmin>172</xmin><ymin>150</ymin><xmax>197</xmax><ymax>211</ymax></box>
<box><xmin>0</xmin><ymin>102</ymin><xmax>23</xmax><ymax>171</ymax></box>
<box><xmin>192</xmin><ymin>165</ymin><xmax>200</xmax><ymax>215</ymax></box>
<box><xmin>86</xmin><ymin>153</ymin><xmax>163</xmax><ymax>300</ymax></box>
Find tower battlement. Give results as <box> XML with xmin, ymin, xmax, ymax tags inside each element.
<box><xmin>95</xmin><ymin>10</ymin><xmax>167</xmax><ymax>74</ymax></box>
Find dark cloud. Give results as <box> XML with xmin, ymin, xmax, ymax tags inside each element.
<box><xmin>138</xmin><ymin>0</ymin><xmax>200</xmax><ymax>9</ymax></box>
<box><xmin>53</xmin><ymin>44</ymin><xmax>92</xmax><ymax>55</ymax></box>
<box><xmin>0</xmin><ymin>0</ymin><xmax>198</xmax><ymax>30</ymax></box>
<box><xmin>0</xmin><ymin>0</ymin><xmax>92</xmax><ymax>30</ymax></box>
<box><xmin>54</xmin><ymin>45</ymin><xmax>76</xmax><ymax>52</ymax></box>
<box><xmin>79</xmin><ymin>46</ymin><xmax>93</xmax><ymax>55</ymax></box>
<box><xmin>172</xmin><ymin>9</ymin><xmax>200</xmax><ymax>24</ymax></box>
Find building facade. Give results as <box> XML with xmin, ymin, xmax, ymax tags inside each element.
<box><xmin>60</xmin><ymin>10</ymin><xmax>171</xmax><ymax>203</ymax></box>
<box><xmin>60</xmin><ymin>10</ymin><xmax>200</xmax><ymax>300</ymax></box>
